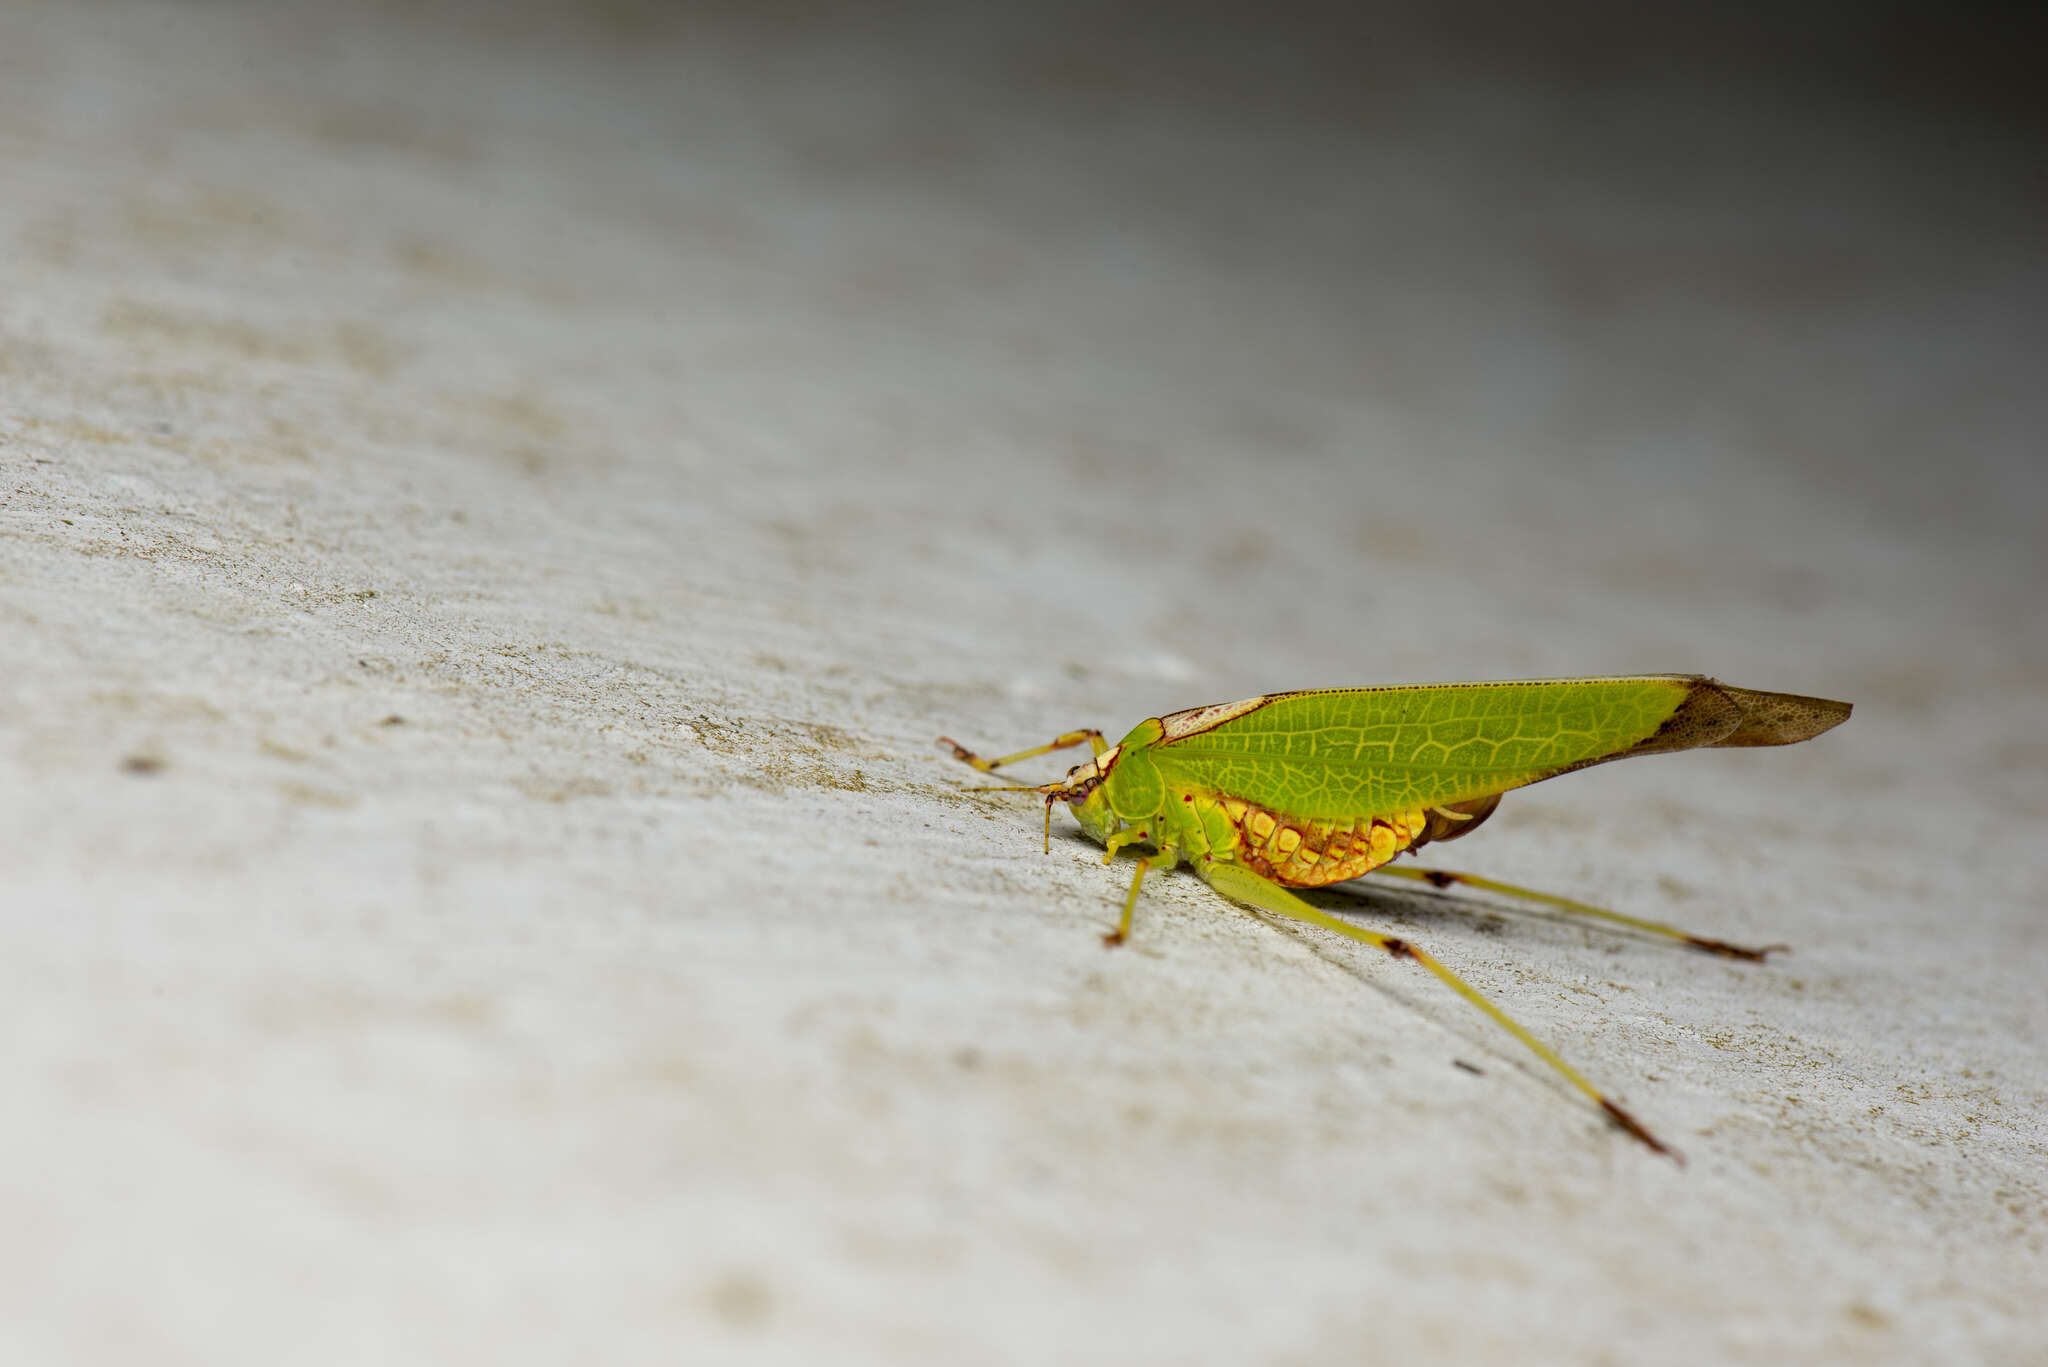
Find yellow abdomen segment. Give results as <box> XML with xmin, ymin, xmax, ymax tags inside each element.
<box><xmin>1179</xmin><ymin>793</ymin><xmax>1428</xmax><ymax>887</ymax></box>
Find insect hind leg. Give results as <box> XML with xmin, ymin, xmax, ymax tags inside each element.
<box><xmin>1371</xmin><ymin>865</ymin><xmax>1787</xmax><ymax>961</ymax></box>
<box><xmin>1195</xmin><ymin>857</ymin><xmax>1679</xmax><ymax>1161</ymax></box>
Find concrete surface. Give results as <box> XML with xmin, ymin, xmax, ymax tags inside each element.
<box><xmin>2</xmin><ymin>2</ymin><xmax>2044</xmax><ymax>1363</ymax></box>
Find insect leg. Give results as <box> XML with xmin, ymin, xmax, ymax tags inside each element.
<box><xmin>1105</xmin><ymin>845</ymin><xmax>1178</xmax><ymax>948</ymax></box>
<box><xmin>1372</xmin><ymin>865</ymin><xmax>1787</xmax><ymax>961</ymax></box>
<box><xmin>936</xmin><ymin>729</ymin><xmax>1107</xmax><ymax>774</ymax></box>
<box><xmin>1195</xmin><ymin>857</ymin><xmax>1679</xmax><ymax>1162</ymax></box>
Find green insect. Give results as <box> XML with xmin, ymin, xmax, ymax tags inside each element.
<box><xmin>939</xmin><ymin>675</ymin><xmax>1850</xmax><ymax>1160</ymax></box>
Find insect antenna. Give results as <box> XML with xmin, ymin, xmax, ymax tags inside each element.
<box><xmin>958</xmin><ymin>782</ymin><xmax>1062</xmax><ymax>853</ymax></box>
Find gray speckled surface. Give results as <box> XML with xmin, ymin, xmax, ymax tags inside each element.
<box><xmin>2</xmin><ymin>3</ymin><xmax>2043</xmax><ymax>1362</ymax></box>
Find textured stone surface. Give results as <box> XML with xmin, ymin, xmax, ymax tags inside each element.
<box><xmin>2</xmin><ymin>3</ymin><xmax>2043</xmax><ymax>1362</ymax></box>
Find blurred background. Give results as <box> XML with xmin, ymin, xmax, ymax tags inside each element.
<box><xmin>2</xmin><ymin>1</ymin><xmax>2043</xmax><ymax>1363</ymax></box>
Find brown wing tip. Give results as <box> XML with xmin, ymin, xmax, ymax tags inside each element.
<box><xmin>1708</xmin><ymin>684</ymin><xmax>1852</xmax><ymax>748</ymax></box>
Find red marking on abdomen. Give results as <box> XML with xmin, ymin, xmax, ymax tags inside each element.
<box><xmin>1203</xmin><ymin>797</ymin><xmax>1422</xmax><ymax>887</ymax></box>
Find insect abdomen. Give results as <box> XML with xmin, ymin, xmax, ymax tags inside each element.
<box><xmin>1180</xmin><ymin>792</ymin><xmax>1429</xmax><ymax>887</ymax></box>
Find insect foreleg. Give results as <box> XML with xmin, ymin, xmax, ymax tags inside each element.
<box><xmin>1372</xmin><ymin>865</ymin><xmax>1787</xmax><ymax>961</ymax></box>
<box><xmin>1194</xmin><ymin>857</ymin><xmax>1679</xmax><ymax>1162</ymax></box>
<box><xmin>936</xmin><ymin>729</ymin><xmax>1106</xmax><ymax>774</ymax></box>
<box><xmin>1104</xmin><ymin>844</ymin><xmax>1179</xmax><ymax>948</ymax></box>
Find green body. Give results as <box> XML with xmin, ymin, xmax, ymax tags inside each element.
<box><xmin>942</xmin><ymin>674</ymin><xmax>1850</xmax><ymax>1159</ymax></box>
<box><xmin>1066</xmin><ymin>676</ymin><xmax>1847</xmax><ymax>875</ymax></box>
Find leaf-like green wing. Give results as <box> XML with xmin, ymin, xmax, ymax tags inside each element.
<box><xmin>1144</xmin><ymin>676</ymin><xmax>1847</xmax><ymax>822</ymax></box>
